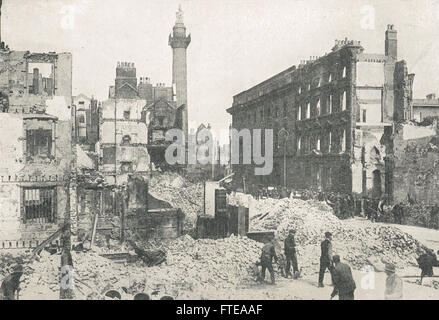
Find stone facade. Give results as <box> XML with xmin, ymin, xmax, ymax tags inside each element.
<box><xmin>382</xmin><ymin>121</ymin><xmax>439</xmax><ymax>204</ymax></box>
<box><xmin>227</xmin><ymin>26</ymin><xmax>414</xmax><ymax>198</ymax></box>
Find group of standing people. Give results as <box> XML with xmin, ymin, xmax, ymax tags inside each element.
<box><xmin>256</xmin><ymin>230</ymin><xmax>404</xmax><ymax>300</ymax></box>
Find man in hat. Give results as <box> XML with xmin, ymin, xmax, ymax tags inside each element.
<box><xmin>260</xmin><ymin>238</ymin><xmax>278</xmax><ymax>285</ymax></box>
<box><xmin>0</xmin><ymin>264</ymin><xmax>24</xmax><ymax>300</ymax></box>
<box><xmin>330</xmin><ymin>255</ymin><xmax>356</xmax><ymax>300</ymax></box>
<box><xmin>284</xmin><ymin>229</ymin><xmax>299</xmax><ymax>279</ymax></box>
<box><xmin>318</xmin><ymin>232</ymin><xmax>334</xmax><ymax>287</ymax></box>
<box><xmin>384</xmin><ymin>263</ymin><xmax>403</xmax><ymax>300</ymax></box>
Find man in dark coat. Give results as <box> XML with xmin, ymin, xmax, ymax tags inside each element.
<box><xmin>330</xmin><ymin>255</ymin><xmax>356</xmax><ymax>300</ymax></box>
<box><xmin>392</xmin><ymin>203</ymin><xmax>404</xmax><ymax>225</ymax></box>
<box><xmin>0</xmin><ymin>265</ymin><xmax>24</xmax><ymax>300</ymax></box>
<box><xmin>284</xmin><ymin>229</ymin><xmax>299</xmax><ymax>279</ymax></box>
<box><xmin>417</xmin><ymin>249</ymin><xmax>439</xmax><ymax>283</ymax></box>
<box><xmin>260</xmin><ymin>238</ymin><xmax>278</xmax><ymax>285</ymax></box>
<box><xmin>318</xmin><ymin>231</ymin><xmax>333</xmax><ymax>287</ymax></box>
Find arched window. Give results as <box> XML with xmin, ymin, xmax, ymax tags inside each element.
<box><xmin>306</xmin><ymin>102</ymin><xmax>310</xmax><ymax>118</ymax></box>
<box><xmin>342</xmin><ymin>66</ymin><xmax>347</xmax><ymax>78</ymax></box>
<box><xmin>341</xmin><ymin>91</ymin><xmax>347</xmax><ymax>111</ymax></box>
<box><xmin>121</xmin><ymin>135</ymin><xmax>131</xmax><ymax>146</ymax></box>
<box><xmin>316</xmin><ymin>99</ymin><xmax>321</xmax><ymax>116</ymax></box>
<box><xmin>316</xmin><ymin>136</ymin><xmax>321</xmax><ymax>151</ymax></box>
<box><xmin>328</xmin><ymin>73</ymin><xmax>332</xmax><ymax>83</ymax></box>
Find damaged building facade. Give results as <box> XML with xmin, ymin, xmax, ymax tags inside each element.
<box><xmin>100</xmin><ymin>7</ymin><xmax>189</xmax><ymax>184</ymax></box>
<box><xmin>227</xmin><ymin>25</ymin><xmax>414</xmax><ymax>199</ymax></box>
<box><xmin>0</xmin><ymin>46</ymin><xmax>74</xmax><ymax>246</ymax></box>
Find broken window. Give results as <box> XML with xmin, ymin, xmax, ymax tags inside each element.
<box><xmin>123</xmin><ymin>110</ymin><xmax>130</xmax><ymax>120</ymax></box>
<box><xmin>103</xmin><ymin>146</ymin><xmax>116</xmax><ymax>165</ymax></box>
<box><xmin>26</xmin><ymin>129</ymin><xmax>52</xmax><ymax>160</ymax></box>
<box><xmin>22</xmin><ymin>187</ymin><xmax>57</xmax><ymax>224</ymax></box>
<box><xmin>28</xmin><ymin>63</ymin><xmax>55</xmax><ymax>96</ymax></box>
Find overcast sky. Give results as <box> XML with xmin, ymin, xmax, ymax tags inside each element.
<box><xmin>3</xmin><ymin>0</ymin><xmax>439</xmax><ymax>139</ymax></box>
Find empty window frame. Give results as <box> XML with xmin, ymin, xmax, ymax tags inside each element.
<box><xmin>26</xmin><ymin>129</ymin><xmax>52</xmax><ymax>159</ymax></box>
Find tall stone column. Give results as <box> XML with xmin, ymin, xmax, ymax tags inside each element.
<box><xmin>169</xmin><ymin>5</ymin><xmax>191</xmax><ymax>140</ymax></box>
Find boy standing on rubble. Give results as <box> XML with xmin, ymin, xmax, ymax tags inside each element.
<box><xmin>318</xmin><ymin>232</ymin><xmax>334</xmax><ymax>288</ymax></box>
<box><xmin>260</xmin><ymin>238</ymin><xmax>278</xmax><ymax>285</ymax></box>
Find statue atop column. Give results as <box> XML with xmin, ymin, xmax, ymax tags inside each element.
<box><xmin>176</xmin><ymin>4</ymin><xmax>184</xmax><ymax>24</ymax></box>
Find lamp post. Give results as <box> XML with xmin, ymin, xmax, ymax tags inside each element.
<box><xmin>278</xmin><ymin>128</ymin><xmax>289</xmax><ymax>188</ymax></box>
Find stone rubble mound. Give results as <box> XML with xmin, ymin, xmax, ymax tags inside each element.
<box><xmin>149</xmin><ymin>173</ymin><xmax>203</xmax><ymax>230</ymax></box>
<box><xmin>250</xmin><ymin>197</ymin><xmax>428</xmax><ymax>274</ymax></box>
<box><xmin>19</xmin><ymin>235</ymin><xmax>263</xmax><ymax>300</ymax></box>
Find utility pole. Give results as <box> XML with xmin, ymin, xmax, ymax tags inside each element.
<box><xmin>278</xmin><ymin>128</ymin><xmax>289</xmax><ymax>188</ymax></box>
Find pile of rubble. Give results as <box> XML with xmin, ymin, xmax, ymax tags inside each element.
<box><xmin>19</xmin><ymin>235</ymin><xmax>263</xmax><ymax>300</ymax></box>
<box><xmin>250</xmin><ymin>197</ymin><xmax>428</xmax><ymax>274</ymax></box>
<box><xmin>149</xmin><ymin>173</ymin><xmax>203</xmax><ymax>230</ymax></box>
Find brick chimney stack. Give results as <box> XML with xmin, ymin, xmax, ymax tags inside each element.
<box><xmin>385</xmin><ymin>24</ymin><xmax>397</xmax><ymax>60</ymax></box>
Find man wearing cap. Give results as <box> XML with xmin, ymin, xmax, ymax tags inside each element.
<box><xmin>318</xmin><ymin>232</ymin><xmax>334</xmax><ymax>287</ymax></box>
<box><xmin>284</xmin><ymin>229</ymin><xmax>299</xmax><ymax>279</ymax></box>
<box><xmin>384</xmin><ymin>263</ymin><xmax>403</xmax><ymax>300</ymax></box>
<box><xmin>0</xmin><ymin>264</ymin><xmax>24</xmax><ymax>300</ymax></box>
<box><xmin>260</xmin><ymin>238</ymin><xmax>278</xmax><ymax>285</ymax></box>
<box><xmin>330</xmin><ymin>255</ymin><xmax>356</xmax><ymax>300</ymax></box>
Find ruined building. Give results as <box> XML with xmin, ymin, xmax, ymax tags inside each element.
<box><xmin>0</xmin><ymin>14</ymin><xmax>75</xmax><ymax>245</ymax></box>
<box><xmin>73</xmin><ymin>94</ymin><xmax>99</xmax><ymax>151</ymax></box>
<box><xmin>412</xmin><ymin>93</ymin><xmax>439</xmax><ymax>123</ymax></box>
<box><xmin>227</xmin><ymin>25</ymin><xmax>414</xmax><ymax>199</ymax></box>
<box><xmin>100</xmin><ymin>6</ymin><xmax>190</xmax><ymax>184</ymax></box>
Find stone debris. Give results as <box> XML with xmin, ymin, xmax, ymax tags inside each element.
<box><xmin>18</xmin><ymin>235</ymin><xmax>263</xmax><ymax>300</ymax></box>
<box><xmin>250</xmin><ymin>197</ymin><xmax>428</xmax><ymax>275</ymax></box>
<box><xmin>149</xmin><ymin>173</ymin><xmax>203</xmax><ymax>230</ymax></box>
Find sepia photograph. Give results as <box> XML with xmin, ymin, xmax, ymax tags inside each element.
<box><xmin>0</xmin><ymin>0</ymin><xmax>438</xmax><ymax>308</ymax></box>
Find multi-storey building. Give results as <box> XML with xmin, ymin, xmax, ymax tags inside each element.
<box><xmin>227</xmin><ymin>25</ymin><xmax>413</xmax><ymax>198</ymax></box>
